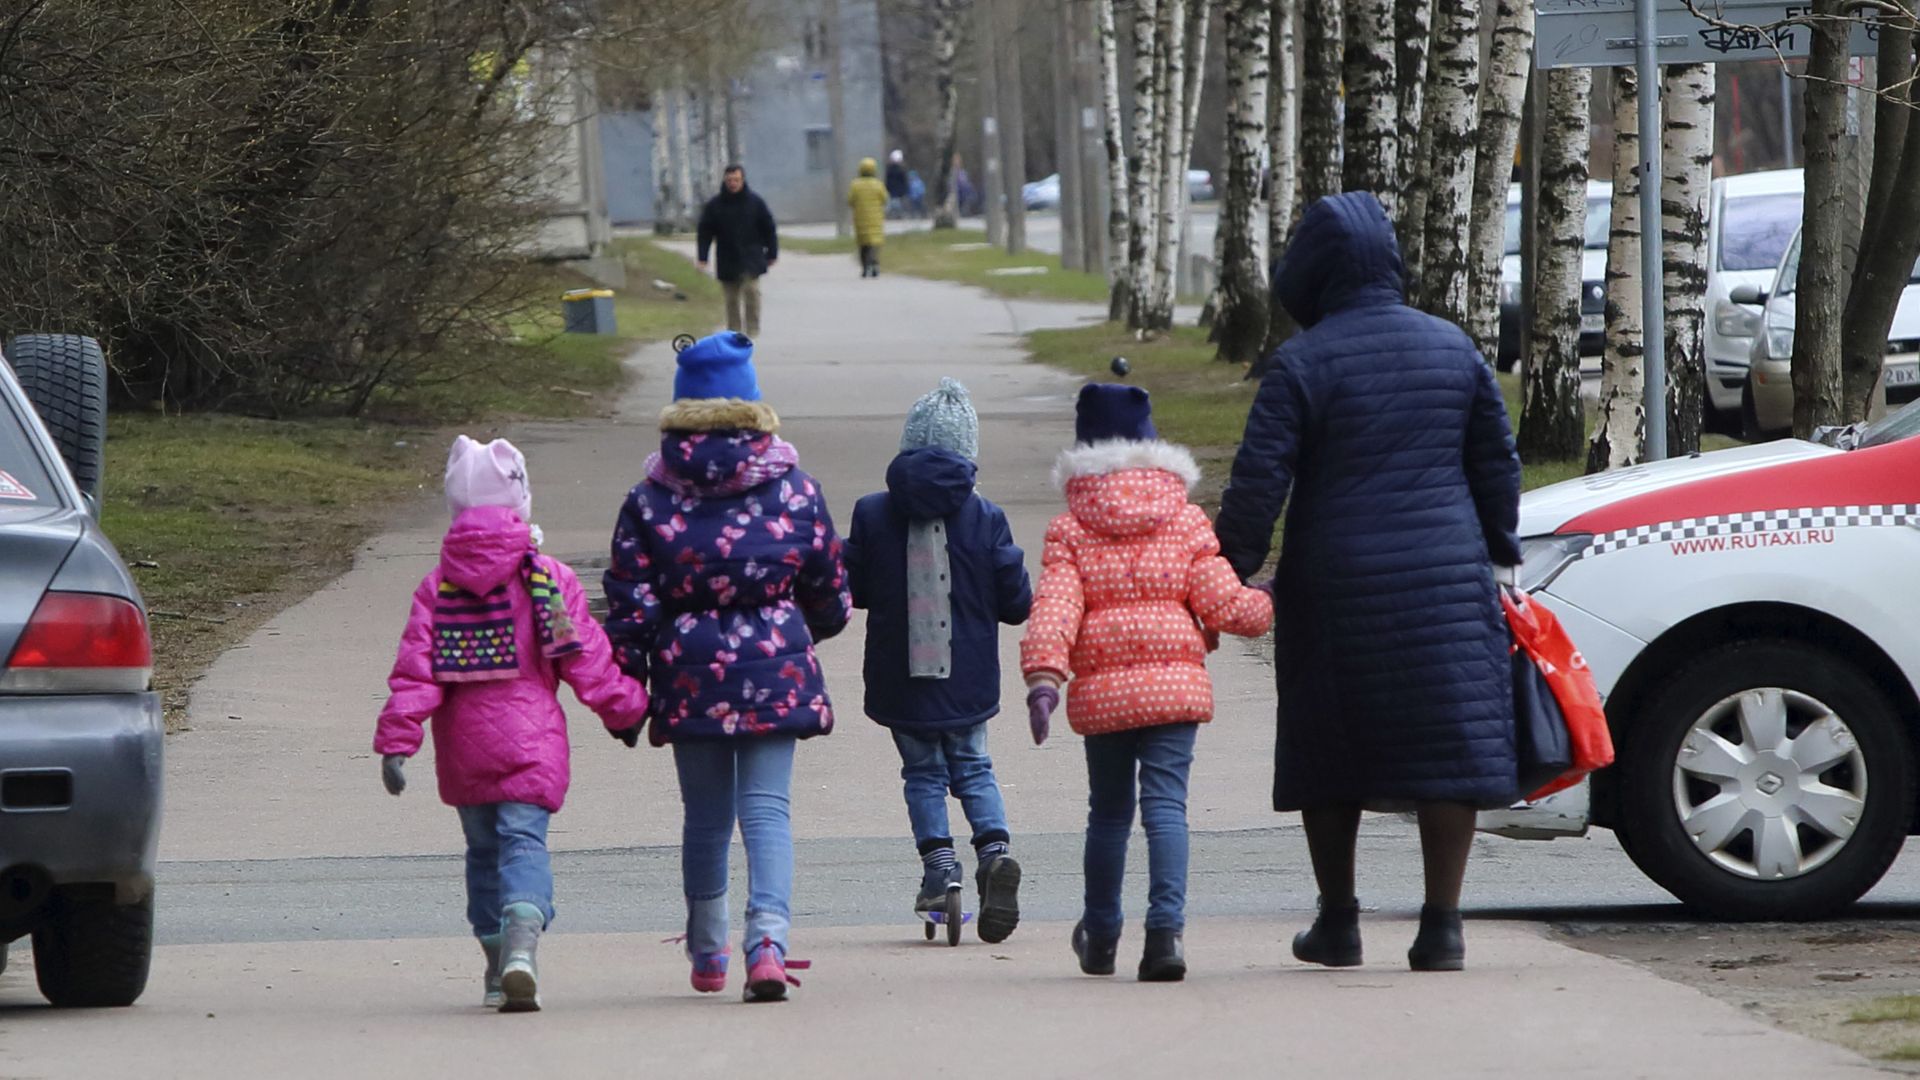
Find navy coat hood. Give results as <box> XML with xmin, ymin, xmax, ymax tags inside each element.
<box><xmin>1272</xmin><ymin>191</ymin><xmax>1407</xmax><ymax>328</ymax></box>
<box><xmin>885</xmin><ymin>448</ymin><xmax>976</xmax><ymax>520</ymax></box>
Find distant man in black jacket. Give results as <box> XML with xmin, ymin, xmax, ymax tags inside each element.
<box><xmin>696</xmin><ymin>165</ymin><xmax>778</xmax><ymax>338</ymax></box>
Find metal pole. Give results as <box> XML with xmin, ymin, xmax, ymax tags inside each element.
<box><xmin>1636</xmin><ymin>0</ymin><xmax>1667</xmax><ymax>461</ymax></box>
<box><xmin>1779</xmin><ymin>67</ymin><xmax>1796</xmax><ymax>169</ymax></box>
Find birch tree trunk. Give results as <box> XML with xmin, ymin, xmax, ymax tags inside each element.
<box><xmin>1465</xmin><ymin>0</ymin><xmax>1535</xmax><ymax>365</ymax></box>
<box><xmin>1099</xmin><ymin>0</ymin><xmax>1133</xmax><ymax>318</ymax></box>
<box><xmin>1340</xmin><ymin>0</ymin><xmax>1396</xmax><ymax>214</ymax></box>
<box><xmin>1519</xmin><ymin>67</ymin><xmax>1591</xmax><ymax>463</ymax></box>
<box><xmin>1263</xmin><ymin>0</ymin><xmax>1300</xmax><ymax>354</ymax></box>
<box><xmin>930</xmin><ymin>0</ymin><xmax>964</xmax><ymax>229</ymax></box>
<box><xmin>1298</xmin><ymin>0</ymin><xmax>1342</xmax><ymax>207</ymax></box>
<box><xmin>995</xmin><ymin>0</ymin><xmax>1029</xmax><ymax>255</ymax></box>
<box><xmin>1216</xmin><ymin>0</ymin><xmax>1272</xmax><ymax>364</ymax></box>
<box><xmin>1418</xmin><ymin>0</ymin><xmax>1479</xmax><ymax>325</ymax></box>
<box><xmin>1126</xmin><ymin>0</ymin><xmax>1163</xmax><ymax>329</ymax></box>
<box><xmin>651</xmin><ymin>91</ymin><xmax>676</xmax><ymax>235</ymax></box>
<box><xmin>1395</xmin><ymin>0</ymin><xmax>1432</xmax><ymax>298</ymax></box>
<box><xmin>1141</xmin><ymin>0</ymin><xmax>1190</xmax><ymax>331</ymax></box>
<box><xmin>672</xmin><ymin>85</ymin><xmax>696</xmax><ymax>232</ymax></box>
<box><xmin>977</xmin><ymin>0</ymin><xmax>1007</xmax><ymax>248</ymax></box>
<box><xmin>1661</xmin><ymin>63</ymin><xmax>1714</xmax><ymax>455</ymax></box>
<box><xmin>1792</xmin><ymin>0</ymin><xmax>1850</xmax><ymax>438</ymax></box>
<box><xmin>1163</xmin><ymin>0</ymin><xmax>1212</xmax><ymax>321</ymax></box>
<box><xmin>1589</xmin><ymin>68</ymin><xmax>1646</xmax><ymax>473</ymax></box>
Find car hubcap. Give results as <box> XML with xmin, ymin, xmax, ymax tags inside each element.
<box><xmin>1671</xmin><ymin>688</ymin><xmax>1867</xmax><ymax>880</ymax></box>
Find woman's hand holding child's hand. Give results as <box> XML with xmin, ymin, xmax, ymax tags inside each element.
<box><xmin>381</xmin><ymin>754</ymin><xmax>407</xmax><ymax>796</ymax></box>
<box><xmin>607</xmin><ymin>724</ymin><xmax>641</xmax><ymax>748</ymax></box>
<box><xmin>1026</xmin><ymin>684</ymin><xmax>1060</xmax><ymax>746</ymax></box>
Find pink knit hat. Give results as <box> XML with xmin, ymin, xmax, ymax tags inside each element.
<box><xmin>444</xmin><ymin>435</ymin><xmax>532</xmax><ymax>523</ymax></box>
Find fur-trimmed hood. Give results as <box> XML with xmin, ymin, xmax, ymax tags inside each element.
<box><xmin>660</xmin><ymin>397</ymin><xmax>780</xmax><ymax>433</ymax></box>
<box><xmin>1053</xmin><ymin>439</ymin><xmax>1200</xmax><ymax>539</ymax></box>
<box><xmin>1051</xmin><ymin>439</ymin><xmax>1200</xmax><ymax>491</ymax></box>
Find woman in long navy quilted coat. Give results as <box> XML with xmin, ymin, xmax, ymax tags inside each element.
<box><xmin>1214</xmin><ymin>192</ymin><xmax>1522</xmax><ymax>973</ymax></box>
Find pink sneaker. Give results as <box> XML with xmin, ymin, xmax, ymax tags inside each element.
<box><xmin>742</xmin><ymin>937</ymin><xmax>810</xmax><ymax>1003</ymax></box>
<box><xmin>690</xmin><ymin>946</ymin><xmax>730</xmax><ymax>993</ymax></box>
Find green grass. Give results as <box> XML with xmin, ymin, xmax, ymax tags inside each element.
<box><xmin>1849</xmin><ymin>996</ymin><xmax>1920</xmax><ymax>1025</ymax></box>
<box><xmin>108</xmin><ymin>239</ymin><xmax>711</xmax><ymax>725</ymax></box>
<box><xmin>1026</xmin><ymin>321</ymin><xmax>1743</xmax><ymax>504</ymax></box>
<box><xmin>785</xmin><ymin>228</ymin><xmax>1112</xmax><ymax>304</ymax></box>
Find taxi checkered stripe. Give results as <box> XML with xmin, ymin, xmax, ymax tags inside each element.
<box><xmin>1582</xmin><ymin>504</ymin><xmax>1920</xmax><ymax>558</ymax></box>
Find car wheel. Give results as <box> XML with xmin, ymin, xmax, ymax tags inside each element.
<box><xmin>1614</xmin><ymin>641</ymin><xmax>1913</xmax><ymax>920</ymax></box>
<box><xmin>3</xmin><ymin>334</ymin><xmax>109</xmax><ymax>499</ymax></box>
<box><xmin>1739</xmin><ymin>382</ymin><xmax>1774</xmax><ymax>443</ymax></box>
<box><xmin>31</xmin><ymin>890</ymin><xmax>153</xmax><ymax>1007</ymax></box>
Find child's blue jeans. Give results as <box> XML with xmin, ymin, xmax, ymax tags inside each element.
<box><xmin>1082</xmin><ymin>722</ymin><xmax>1199</xmax><ymax>936</ymax></box>
<box><xmin>457</xmin><ymin>802</ymin><xmax>554</xmax><ymax>938</ymax></box>
<box><xmin>891</xmin><ymin>723</ymin><xmax>1011</xmax><ymax>855</ymax></box>
<box><xmin>673</xmin><ymin>737</ymin><xmax>797</xmax><ymax>958</ymax></box>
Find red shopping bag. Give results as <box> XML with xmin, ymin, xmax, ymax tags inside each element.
<box><xmin>1500</xmin><ymin>589</ymin><xmax>1614</xmax><ymax>800</ymax></box>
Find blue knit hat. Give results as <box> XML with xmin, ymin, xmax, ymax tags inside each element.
<box><xmin>1075</xmin><ymin>383</ymin><xmax>1156</xmax><ymax>445</ymax></box>
<box><xmin>901</xmin><ymin>378</ymin><xmax>980</xmax><ymax>460</ymax></box>
<box><xmin>674</xmin><ymin>332</ymin><xmax>760</xmax><ymax>401</ymax></box>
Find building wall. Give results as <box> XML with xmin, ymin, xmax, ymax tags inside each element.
<box><xmin>602</xmin><ymin>0</ymin><xmax>885</xmax><ymax>227</ymax></box>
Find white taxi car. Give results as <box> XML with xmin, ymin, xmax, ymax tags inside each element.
<box><xmin>1489</xmin><ymin>409</ymin><xmax>1920</xmax><ymax>919</ymax></box>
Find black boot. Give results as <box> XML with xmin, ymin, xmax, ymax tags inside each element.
<box><xmin>1071</xmin><ymin>920</ymin><xmax>1119</xmax><ymax>977</ymax></box>
<box><xmin>1292</xmin><ymin>897</ymin><xmax>1362</xmax><ymax>968</ymax></box>
<box><xmin>1138</xmin><ymin>929</ymin><xmax>1186</xmax><ymax>982</ymax></box>
<box><xmin>1407</xmin><ymin>905</ymin><xmax>1465</xmax><ymax>972</ymax></box>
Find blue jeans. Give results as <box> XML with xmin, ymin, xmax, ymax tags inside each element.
<box><xmin>456</xmin><ymin>802</ymin><xmax>554</xmax><ymax>938</ymax></box>
<box><xmin>1082</xmin><ymin>723</ymin><xmax>1198</xmax><ymax>936</ymax></box>
<box><xmin>892</xmin><ymin>723</ymin><xmax>1011</xmax><ymax>855</ymax></box>
<box><xmin>673</xmin><ymin>737</ymin><xmax>797</xmax><ymax>957</ymax></box>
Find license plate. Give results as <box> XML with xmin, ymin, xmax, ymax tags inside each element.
<box><xmin>1888</xmin><ymin>363</ymin><xmax>1919</xmax><ymax>387</ymax></box>
<box><xmin>1580</xmin><ymin>313</ymin><xmax>1604</xmax><ymax>335</ymax></box>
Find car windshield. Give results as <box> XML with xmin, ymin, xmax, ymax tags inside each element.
<box><xmin>0</xmin><ymin>390</ymin><xmax>58</xmax><ymax>508</ymax></box>
<box><xmin>1501</xmin><ymin>198</ymin><xmax>1610</xmax><ymax>256</ymax></box>
<box><xmin>1719</xmin><ymin>192</ymin><xmax>1803</xmax><ymax>271</ymax></box>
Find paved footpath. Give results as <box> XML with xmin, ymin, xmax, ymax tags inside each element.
<box><xmin>0</xmin><ymin>249</ymin><xmax>1892</xmax><ymax>1077</ymax></box>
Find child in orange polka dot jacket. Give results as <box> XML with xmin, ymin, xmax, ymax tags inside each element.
<box><xmin>1021</xmin><ymin>383</ymin><xmax>1272</xmax><ymax>983</ymax></box>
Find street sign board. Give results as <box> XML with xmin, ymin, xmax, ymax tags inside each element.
<box><xmin>1536</xmin><ymin>0</ymin><xmax>1881</xmax><ymax>68</ymax></box>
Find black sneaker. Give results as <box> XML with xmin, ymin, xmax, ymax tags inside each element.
<box><xmin>1138</xmin><ymin>929</ymin><xmax>1186</xmax><ymax>982</ymax></box>
<box><xmin>913</xmin><ymin>861</ymin><xmax>963</xmax><ymax>914</ymax></box>
<box><xmin>1071</xmin><ymin>920</ymin><xmax>1119</xmax><ymax>976</ymax></box>
<box><xmin>1407</xmin><ymin>905</ymin><xmax>1465</xmax><ymax>972</ymax></box>
<box><xmin>975</xmin><ymin>854</ymin><xmax>1022</xmax><ymax>944</ymax></box>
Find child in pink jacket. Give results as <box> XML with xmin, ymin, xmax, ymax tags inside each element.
<box><xmin>375</xmin><ymin>435</ymin><xmax>648</xmax><ymax>1012</ymax></box>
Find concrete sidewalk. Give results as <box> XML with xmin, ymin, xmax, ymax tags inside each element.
<box><xmin>12</xmin><ymin>246</ymin><xmax>1886</xmax><ymax>1076</ymax></box>
<box><xmin>0</xmin><ymin>920</ymin><xmax>1881</xmax><ymax>1078</ymax></box>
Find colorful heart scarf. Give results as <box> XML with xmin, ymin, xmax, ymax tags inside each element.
<box><xmin>432</xmin><ymin>555</ymin><xmax>582</xmax><ymax>682</ymax></box>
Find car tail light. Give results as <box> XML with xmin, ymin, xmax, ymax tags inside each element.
<box><xmin>1</xmin><ymin>592</ymin><xmax>152</xmax><ymax>693</ymax></box>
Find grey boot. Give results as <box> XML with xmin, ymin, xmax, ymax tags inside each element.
<box><xmin>498</xmin><ymin>902</ymin><xmax>543</xmax><ymax>1012</ymax></box>
<box><xmin>479</xmin><ymin>933</ymin><xmax>504</xmax><ymax>1008</ymax></box>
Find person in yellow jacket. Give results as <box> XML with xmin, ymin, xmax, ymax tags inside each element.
<box><xmin>848</xmin><ymin>158</ymin><xmax>890</xmax><ymax>278</ymax></box>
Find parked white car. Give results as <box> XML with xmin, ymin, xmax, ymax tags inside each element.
<box><xmin>1705</xmin><ymin>169</ymin><xmax>1804</xmax><ymax>418</ymax></box>
<box><xmin>1740</xmin><ymin>230</ymin><xmax>1920</xmax><ymax>437</ymax></box>
<box><xmin>1485</xmin><ymin>414</ymin><xmax>1920</xmax><ymax>919</ymax></box>
<box><xmin>1496</xmin><ymin>181</ymin><xmax>1610</xmax><ymax>371</ymax></box>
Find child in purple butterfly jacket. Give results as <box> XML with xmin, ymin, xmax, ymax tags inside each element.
<box><xmin>376</xmin><ymin>435</ymin><xmax>648</xmax><ymax>1012</ymax></box>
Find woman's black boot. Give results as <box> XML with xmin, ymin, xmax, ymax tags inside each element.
<box><xmin>1138</xmin><ymin>929</ymin><xmax>1186</xmax><ymax>982</ymax></box>
<box><xmin>1071</xmin><ymin>920</ymin><xmax>1119</xmax><ymax>976</ymax></box>
<box><xmin>1292</xmin><ymin>897</ymin><xmax>1362</xmax><ymax>967</ymax></box>
<box><xmin>1407</xmin><ymin>905</ymin><xmax>1465</xmax><ymax>972</ymax></box>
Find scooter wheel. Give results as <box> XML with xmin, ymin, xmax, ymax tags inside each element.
<box><xmin>945</xmin><ymin>891</ymin><xmax>963</xmax><ymax>947</ymax></box>
<box><xmin>924</xmin><ymin>920</ymin><xmax>936</xmax><ymax>941</ymax></box>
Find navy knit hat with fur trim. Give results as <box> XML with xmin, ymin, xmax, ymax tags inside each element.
<box><xmin>1075</xmin><ymin>383</ymin><xmax>1156</xmax><ymax>445</ymax></box>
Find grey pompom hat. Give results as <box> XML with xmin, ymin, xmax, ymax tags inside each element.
<box><xmin>900</xmin><ymin>377</ymin><xmax>980</xmax><ymax>460</ymax></box>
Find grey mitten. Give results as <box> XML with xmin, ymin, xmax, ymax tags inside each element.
<box><xmin>381</xmin><ymin>753</ymin><xmax>407</xmax><ymax>796</ymax></box>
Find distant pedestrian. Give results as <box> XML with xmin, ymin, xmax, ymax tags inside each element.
<box><xmin>375</xmin><ymin>435</ymin><xmax>648</xmax><ymax>1013</ymax></box>
<box><xmin>1021</xmin><ymin>384</ymin><xmax>1273</xmax><ymax>983</ymax></box>
<box><xmin>954</xmin><ymin>159</ymin><xmax>979</xmax><ymax>217</ymax></box>
<box><xmin>1213</xmin><ymin>191</ymin><xmax>1523</xmax><ymax>974</ymax></box>
<box><xmin>907</xmin><ymin>170</ymin><xmax>928</xmax><ymax>217</ymax></box>
<box><xmin>603</xmin><ymin>332</ymin><xmax>852</xmax><ymax>1002</ymax></box>
<box><xmin>885</xmin><ymin>149</ymin><xmax>910</xmax><ymax>217</ymax></box>
<box><xmin>696</xmin><ymin>164</ymin><xmax>778</xmax><ymax>338</ymax></box>
<box><xmin>848</xmin><ymin>157</ymin><xmax>889</xmax><ymax>278</ymax></box>
<box><xmin>846</xmin><ymin>379</ymin><xmax>1033</xmax><ymax>943</ymax></box>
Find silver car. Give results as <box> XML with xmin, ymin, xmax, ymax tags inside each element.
<box><xmin>0</xmin><ymin>335</ymin><xmax>161</xmax><ymax>1007</ymax></box>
